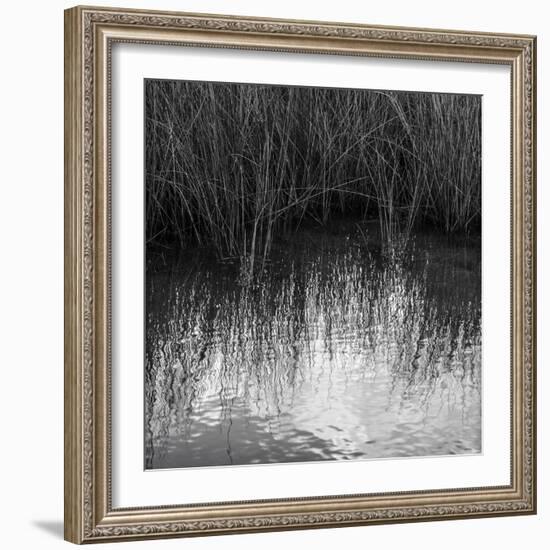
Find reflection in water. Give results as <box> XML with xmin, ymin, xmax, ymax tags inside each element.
<box><xmin>145</xmin><ymin>226</ymin><xmax>481</xmax><ymax>469</ymax></box>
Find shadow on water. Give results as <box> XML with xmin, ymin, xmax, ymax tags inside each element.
<box><xmin>145</xmin><ymin>222</ymin><xmax>481</xmax><ymax>469</ymax></box>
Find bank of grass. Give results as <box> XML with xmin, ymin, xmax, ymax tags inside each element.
<box><xmin>145</xmin><ymin>80</ymin><xmax>481</xmax><ymax>271</ymax></box>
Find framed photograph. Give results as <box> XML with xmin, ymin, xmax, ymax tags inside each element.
<box><xmin>64</xmin><ymin>5</ymin><xmax>537</xmax><ymax>544</ymax></box>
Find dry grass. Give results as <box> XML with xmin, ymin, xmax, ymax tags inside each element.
<box><xmin>145</xmin><ymin>80</ymin><xmax>481</xmax><ymax>271</ymax></box>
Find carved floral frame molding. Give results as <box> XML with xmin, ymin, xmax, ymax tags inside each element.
<box><xmin>64</xmin><ymin>5</ymin><xmax>536</xmax><ymax>544</ymax></box>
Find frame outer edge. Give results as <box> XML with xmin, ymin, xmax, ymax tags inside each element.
<box><xmin>532</xmin><ymin>36</ymin><xmax>537</xmax><ymax>514</ymax></box>
<box><xmin>64</xmin><ymin>6</ymin><xmax>85</xmax><ymax>545</ymax></box>
<box><xmin>65</xmin><ymin>5</ymin><xmax>537</xmax><ymax>543</ymax></box>
<box><xmin>527</xmin><ymin>35</ymin><xmax>537</xmax><ymax>513</ymax></box>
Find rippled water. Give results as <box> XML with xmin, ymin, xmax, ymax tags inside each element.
<box><xmin>145</xmin><ymin>224</ymin><xmax>481</xmax><ymax>469</ymax></box>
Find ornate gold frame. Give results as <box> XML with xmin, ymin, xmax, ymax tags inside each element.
<box><xmin>64</xmin><ymin>5</ymin><xmax>537</xmax><ymax>544</ymax></box>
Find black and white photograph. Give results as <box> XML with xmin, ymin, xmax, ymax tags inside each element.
<box><xmin>144</xmin><ymin>79</ymin><xmax>482</xmax><ymax>470</ymax></box>
<box><xmin>2</xmin><ymin>0</ymin><xmax>544</xmax><ymax>546</ymax></box>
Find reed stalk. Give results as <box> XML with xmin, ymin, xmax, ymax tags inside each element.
<box><xmin>146</xmin><ymin>80</ymin><xmax>481</xmax><ymax>275</ymax></box>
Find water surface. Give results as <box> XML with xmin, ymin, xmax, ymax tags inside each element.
<box><xmin>145</xmin><ymin>224</ymin><xmax>481</xmax><ymax>469</ymax></box>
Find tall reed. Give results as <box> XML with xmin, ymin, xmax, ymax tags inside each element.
<box><xmin>146</xmin><ymin>80</ymin><xmax>481</xmax><ymax>272</ymax></box>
